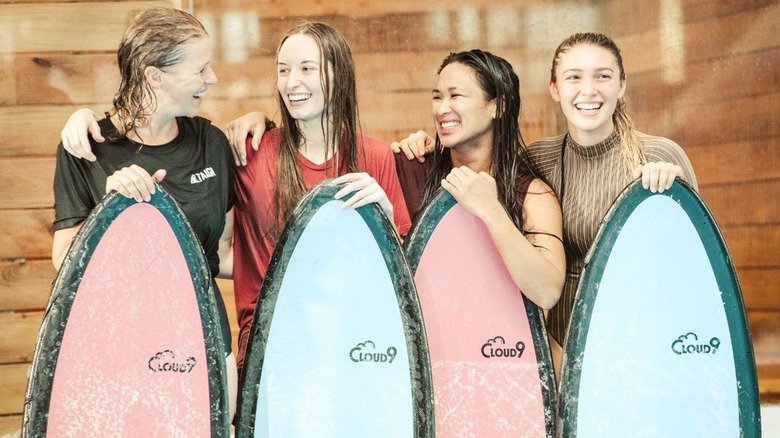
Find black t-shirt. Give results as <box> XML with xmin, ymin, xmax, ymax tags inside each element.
<box><xmin>53</xmin><ymin>116</ymin><xmax>235</xmax><ymax>278</ymax></box>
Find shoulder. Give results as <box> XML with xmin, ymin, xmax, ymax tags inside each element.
<box><xmin>528</xmin><ymin>133</ymin><xmax>566</xmax><ymax>152</ymax></box>
<box><xmin>357</xmin><ymin>134</ymin><xmax>391</xmax><ymax>155</ymax></box>
<box><xmin>260</xmin><ymin>127</ymin><xmax>283</xmax><ymax>146</ymax></box>
<box><xmin>636</xmin><ymin>131</ymin><xmax>688</xmax><ymax>160</ymax></box>
<box><xmin>526</xmin><ymin>133</ymin><xmax>565</xmax><ymax>176</ymax></box>
<box><xmin>182</xmin><ymin>116</ymin><xmax>228</xmax><ymax>141</ymax></box>
<box><xmin>356</xmin><ymin>134</ymin><xmax>395</xmax><ymax>167</ymax></box>
<box><xmin>242</xmin><ymin>127</ymin><xmax>282</xmax><ymax>169</ymax></box>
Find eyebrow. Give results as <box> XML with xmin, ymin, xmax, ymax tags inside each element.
<box><xmin>431</xmin><ymin>86</ymin><xmax>464</xmax><ymax>93</ymax></box>
<box><xmin>562</xmin><ymin>67</ymin><xmax>616</xmax><ymax>74</ymax></box>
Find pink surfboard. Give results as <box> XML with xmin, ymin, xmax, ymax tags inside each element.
<box><xmin>404</xmin><ymin>189</ymin><xmax>556</xmax><ymax>437</ymax></box>
<box><xmin>23</xmin><ymin>189</ymin><xmax>229</xmax><ymax>437</ymax></box>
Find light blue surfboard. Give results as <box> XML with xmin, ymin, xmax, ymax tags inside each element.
<box><xmin>235</xmin><ymin>181</ymin><xmax>433</xmax><ymax>437</ymax></box>
<box><xmin>559</xmin><ymin>180</ymin><xmax>761</xmax><ymax>437</ymax></box>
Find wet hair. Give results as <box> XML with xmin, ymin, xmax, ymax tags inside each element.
<box><xmin>550</xmin><ymin>32</ymin><xmax>645</xmax><ymax>169</ymax></box>
<box><xmin>424</xmin><ymin>49</ymin><xmax>536</xmax><ymax>229</ymax></box>
<box><xmin>109</xmin><ymin>7</ymin><xmax>208</xmax><ymax>140</ymax></box>
<box><xmin>273</xmin><ymin>21</ymin><xmax>360</xmax><ymax>233</ymax></box>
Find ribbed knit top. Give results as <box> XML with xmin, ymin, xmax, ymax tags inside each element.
<box><xmin>527</xmin><ymin>130</ymin><xmax>698</xmax><ymax>343</ymax></box>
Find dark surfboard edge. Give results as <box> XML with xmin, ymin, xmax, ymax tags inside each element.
<box><xmin>403</xmin><ymin>187</ymin><xmax>558</xmax><ymax>438</ymax></box>
<box><xmin>22</xmin><ymin>187</ymin><xmax>230</xmax><ymax>437</ymax></box>
<box><xmin>559</xmin><ymin>179</ymin><xmax>760</xmax><ymax>437</ymax></box>
<box><xmin>236</xmin><ymin>180</ymin><xmax>434</xmax><ymax>438</ymax></box>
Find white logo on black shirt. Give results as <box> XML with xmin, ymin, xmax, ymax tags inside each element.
<box><xmin>190</xmin><ymin>167</ymin><xmax>216</xmax><ymax>184</ymax></box>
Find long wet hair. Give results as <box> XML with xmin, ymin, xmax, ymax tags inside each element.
<box><xmin>424</xmin><ymin>49</ymin><xmax>536</xmax><ymax>229</ymax></box>
<box><xmin>109</xmin><ymin>7</ymin><xmax>208</xmax><ymax>140</ymax></box>
<box><xmin>273</xmin><ymin>21</ymin><xmax>360</xmax><ymax>233</ymax></box>
<box><xmin>550</xmin><ymin>32</ymin><xmax>645</xmax><ymax>169</ymax></box>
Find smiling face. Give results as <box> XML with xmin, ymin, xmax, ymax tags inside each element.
<box><xmin>276</xmin><ymin>33</ymin><xmax>331</xmax><ymax>126</ymax></box>
<box><xmin>549</xmin><ymin>43</ymin><xmax>626</xmax><ymax>145</ymax></box>
<box><xmin>432</xmin><ymin>62</ymin><xmax>496</xmax><ymax>153</ymax></box>
<box><xmin>155</xmin><ymin>36</ymin><xmax>217</xmax><ymax>118</ymax></box>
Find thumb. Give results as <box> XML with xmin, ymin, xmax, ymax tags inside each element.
<box><xmin>90</xmin><ymin>120</ymin><xmax>105</xmax><ymax>143</ymax></box>
<box><xmin>632</xmin><ymin>164</ymin><xmax>642</xmax><ymax>179</ymax></box>
<box><xmin>153</xmin><ymin>169</ymin><xmax>167</xmax><ymax>182</ymax></box>
<box><xmin>251</xmin><ymin>134</ymin><xmax>261</xmax><ymax>151</ymax></box>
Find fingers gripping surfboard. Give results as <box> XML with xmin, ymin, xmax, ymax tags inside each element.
<box><xmin>559</xmin><ymin>180</ymin><xmax>761</xmax><ymax>437</ymax></box>
<box><xmin>236</xmin><ymin>181</ymin><xmax>433</xmax><ymax>437</ymax></box>
<box><xmin>23</xmin><ymin>188</ymin><xmax>230</xmax><ymax>437</ymax></box>
<box><xmin>404</xmin><ymin>189</ymin><xmax>557</xmax><ymax>437</ymax></box>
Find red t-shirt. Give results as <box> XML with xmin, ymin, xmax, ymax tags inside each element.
<box><xmin>232</xmin><ymin>128</ymin><xmax>411</xmax><ymax>367</ymax></box>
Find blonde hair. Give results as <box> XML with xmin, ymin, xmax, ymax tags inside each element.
<box><xmin>550</xmin><ymin>32</ymin><xmax>645</xmax><ymax>169</ymax></box>
<box><xmin>109</xmin><ymin>7</ymin><xmax>208</xmax><ymax>139</ymax></box>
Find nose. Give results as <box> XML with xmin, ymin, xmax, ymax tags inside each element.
<box><xmin>434</xmin><ymin>97</ymin><xmax>451</xmax><ymax>117</ymax></box>
<box><xmin>580</xmin><ymin>77</ymin><xmax>596</xmax><ymax>96</ymax></box>
<box><xmin>205</xmin><ymin>65</ymin><xmax>217</xmax><ymax>85</ymax></box>
<box><xmin>285</xmin><ymin>69</ymin><xmax>303</xmax><ymax>89</ymax></box>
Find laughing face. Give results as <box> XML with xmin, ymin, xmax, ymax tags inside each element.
<box><xmin>549</xmin><ymin>43</ymin><xmax>626</xmax><ymax>146</ymax></box>
<box><xmin>432</xmin><ymin>62</ymin><xmax>496</xmax><ymax>153</ymax></box>
<box><xmin>276</xmin><ymin>33</ymin><xmax>331</xmax><ymax>126</ymax></box>
<box><xmin>157</xmin><ymin>36</ymin><xmax>217</xmax><ymax>118</ymax></box>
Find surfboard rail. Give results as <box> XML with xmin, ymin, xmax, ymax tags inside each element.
<box><xmin>23</xmin><ymin>187</ymin><xmax>230</xmax><ymax>437</ymax></box>
<box><xmin>236</xmin><ymin>180</ymin><xmax>433</xmax><ymax>437</ymax></box>
<box><xmin>559</xmin><ymin>179</ymin><xmax>761</xmax><ymax>437</ymax></box>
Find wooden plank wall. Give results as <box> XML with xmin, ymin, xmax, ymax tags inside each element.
<box><xmin>0</xmin><ymin>0</ymin><xmax>777</xmax><ymax>434</ymax></box>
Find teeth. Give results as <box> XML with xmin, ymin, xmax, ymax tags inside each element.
<box><xmin>441</xmin><ymin>121</ymin><xmax>460</xmax><ymax>128</ymax></box>
<box><xmin>576</xmin><ymin>103</ymin><xmax>601</xmax><ymax>110</ymax></box>
<box><xmin>289</xmin><ymin>93</ymin><xmax>311</xmax><ymax>102</ymax></box>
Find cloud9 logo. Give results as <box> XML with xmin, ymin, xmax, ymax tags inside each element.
<box><xmin>671</xmin><ymin>332</ymin><xmax>720</xmax><ymax>355</ymax></box>
<box><xmin>481</xmin><ymin>336</ymin><xmax>526</xmax><ymax>359</ymax></box>
<box><xmin>148</xmin><ymin>350</ymin><xmax>197</xmax><ymax>373</ymax></box>
<box><xmin>349</xmin><ymin>340</ymin><xmax>397</xmax><ymax>364</ymax></box>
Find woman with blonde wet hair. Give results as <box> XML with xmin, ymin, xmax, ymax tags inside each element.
<box><xmin>53</xmin><ymin>7</ymin><xmax>239</xmax><ymax>419</ymax></box>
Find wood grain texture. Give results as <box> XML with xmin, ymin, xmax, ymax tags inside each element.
<box><xmin>0</xmin><ymin>209</ymin><xmax>54</xmax><ymax>259</ymax></box>
<box><xmin>0</xmin><ymin>363</ymin><xmax>28</xmax><ymax>418</ymax></box>
<box><xmin>0</xmin><ymin>2</ymin><xmax>175</xmax><ymax>53</ymax></box>
<box><xmin>0</xmin><ymin>105</ymin><xmax>106</xmax><ymax>157</ymax></box>
<box><xmin>0</xmin><ymin>158</ymin><xmax>55</xmax><ymax>210</ymax></box>
<box><xmin>0</xmin><ymin>259</ymin><xmax>55</xmax><ymax>312</ymax></box>
<box><xmin>0</xmin><ymin>414</ymin><xmax>22</xmax><ymax>437</ymax></box>
<box><xmin>0</xmin><ymin>312</ymin><xmax>41</xmax><ymax>364</ymax></box>
<box><xmin>721</xmin><ymin>225</ymin><xmax>780</xmax><ymax>268</ymax></box>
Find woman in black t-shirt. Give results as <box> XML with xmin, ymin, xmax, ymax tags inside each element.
<box><xmin>51</xmin><ymin>7</ymin><xmax>238</xmax><ymax>421</ymax></box>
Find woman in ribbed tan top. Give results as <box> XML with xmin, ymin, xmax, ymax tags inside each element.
<box><xmin>392</xmin><ymin>33</ymin><xmax>697</xmax><ymax>374</ymax></box>
<box><xmin>528</xmin><ymin>32</ymin><xmax>697</xmax><ymax>371</ymax></box>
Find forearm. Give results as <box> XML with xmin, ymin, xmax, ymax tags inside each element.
<box><xmin>481</xmin><ymin>210</ymin><xmax>565</xmax><ymax>310</ymax></box>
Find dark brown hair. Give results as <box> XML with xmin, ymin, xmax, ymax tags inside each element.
<box><xmin>272</xmin><ymin>21</ymin><xmax>360</xmax><ymax>233</ymax></box>
<box><xmin>425</xmin><ymin>49</ymin><xmax>536</xmax><ymax>229</ymax></box>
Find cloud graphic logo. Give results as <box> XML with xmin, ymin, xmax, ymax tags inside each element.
<box><xmin>671</xmin><ymin>332</ymin><xmax>720</xmax><ymax>355</ymax></box>
<box><xmin>148</xmin><ymin>350</ymin><xmax>197</xmax><ymax>373</ymax></box>
<box><xmin>349</xmin><ymin>340</ymin><xmax>397</xmax><ymax>364</ymax></box>
<box><xmin>481</xmin><ymin>335</ymin><xmax>525</xmax><ymax>359</ymax></box>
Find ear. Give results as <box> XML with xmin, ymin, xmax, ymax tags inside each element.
<box><xmin>144</xmin><ymin>66</ymin><xmax>165</xmax><ymax>89</ymax></box>
<box><xmin>618</xmin><ymin>77</ymin><xmax>626</xmax><ymax>99</ymax></box>
<box><xmin>489</xmin><ymin>98</ymin><xmax>499</xmax><ymax>120</ymax></box>
<box><xmin>548</xmin><ymin>80</ymin><xmax>561</xmax><ymax>102</ymax></box>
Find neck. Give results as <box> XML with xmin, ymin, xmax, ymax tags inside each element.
<box><xmin>297</xmin><ymin>119</ymin><xmax>332</xmax><ymax>164</ymax></box>
<box><xmin>121</xmin><ymin>114</ymin><xmax>179</xmax><ymax>146</ymax></box>
<box><xmin>449</xmin><ymin>134</ymin><xmax>493</xmax><ymax>174</ymax></box>
<box><xmin>567</xmin><ymin>122</ymin><xmax>615</xmax><ymax>147</ymax></box>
